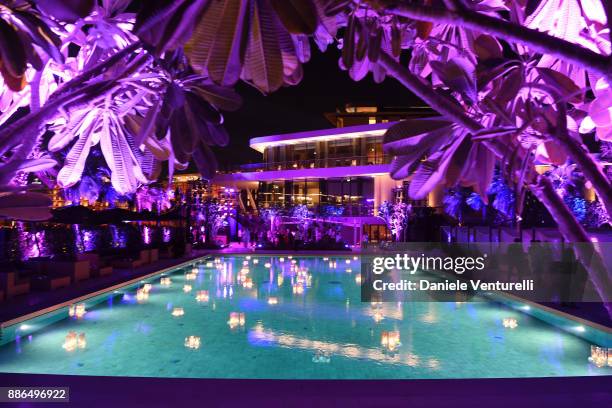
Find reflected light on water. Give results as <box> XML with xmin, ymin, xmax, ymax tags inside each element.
<box><xmin>228</xmin><ymin>312</ymin><xmax>245</xmax><ymax>329</ymax></box>
<box><xmin>143</xmin><ymin>226</ymin><xmax>152</xmax><ymax>245</ymax></box>
<box><xmin>249</xmin><ymin>325</ymin><xmax>428</xmax><ymax>368</ymax></box>
<box><xmin>196</xmin><ymin>290</ymin><xmax>209</xmax><ymax>303</ymax></box>
<box><xmin>381</xmin><ymin>331</ymin><xmax>401</xmax><ymax>352</ymax></box>
<box><xmin>242</xmin><ymin>277</ymin><xmax>253</xmax><ymax>289</ymax></box>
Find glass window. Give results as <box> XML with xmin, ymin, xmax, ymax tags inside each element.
<box><xmin>366</xmin><ymin>136</ymin><xmax>383</xmax><ymax>164</ymax></box>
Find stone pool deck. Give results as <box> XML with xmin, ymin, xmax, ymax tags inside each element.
<box><xmin>0</xmin><ymin>372</ymin><xmax>609</xmax><ymax>407</ymax></box>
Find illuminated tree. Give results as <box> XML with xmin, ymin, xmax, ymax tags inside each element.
<box><xmin>379</xmin><ymin>200</ymin><xmax>411</xmax><ymax>240</ymax></box>
<box><xmin>0</xmin><ymin>0</ymin><xmax>610</xmax><ymax>313</ymax></box>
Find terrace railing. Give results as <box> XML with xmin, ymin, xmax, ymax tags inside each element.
<box><xmin>219</xmin><ymin>154</ymin><xmax>391</xmax><ymax>173</ymax></box>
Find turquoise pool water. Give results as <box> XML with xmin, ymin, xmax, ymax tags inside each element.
<box><xmin>0</xmin><ymin>255</ymin><xmax>610</xmax><ymax>379</ymax></box>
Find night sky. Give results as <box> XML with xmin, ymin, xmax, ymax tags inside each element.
<box><xmin>216</xmin><ymin>46</ymin><xmax>422</xmax><ymax>168</ymax></box>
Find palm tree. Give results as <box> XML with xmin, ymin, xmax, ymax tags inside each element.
<box><xmin>0</xmin><ymin>0</ymin><xmax>610</xmax><ymax>314</ymax></box>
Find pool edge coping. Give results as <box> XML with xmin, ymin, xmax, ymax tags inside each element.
<box><xmin>0</xmin><ymin>256</ymin><xmax>209</xmax><ymax>329</ymax></box>
<box><xmin>491</xmin><ymin>291</ymin><xmax>612</xmax><ymax>334</ymax></box>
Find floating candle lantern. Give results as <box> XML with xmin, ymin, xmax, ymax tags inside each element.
<box><xmin>268</xmin><ymin>297</ymin><xmax>278</xmax><ymax>305</ymax></box>
<box><xmin>77</xmin><ymin>333</ymin><xmax>86</xmax><ymax>349</ymax></box>
<box><xmin>291</xmin><ymin>259</ymin><xmax>297</xmax><ymax>264</ymax></box>
<box><xmin>243</xmin><ymin>278</ymin><xmax>253</xmax><ymax>289</ymax></box>
<box><xmin>142</xmin><ymin>284</ymin><xmax>152</xmax><ymax>293</ymax></box>
<box><xmin>228</xmin><ymin>312</ymin><xmax>245</xmax><ymax>328</ymax></box>
<box><xmin>243</xmin><ymin>260</ymin><xmax>249</xmax><ymax>266</ymax></box>
<box><xmin>264</xmin><ymin>263</ymin><xmax>271</xmax><ymax>268</ymax></box>
<box><xmin>171</xmin><ymin>307</ymin><xmax>185</xmax><ymax>317</ymax></box>
<box><xmin>62</xmin><ymin>331</ymin><xmax>77</xmax><ymax>351</ymax></box>
<box><xmin>353</xmin><ymin>256</ymin><xmax>358</xmax><ymax>261</ymax></box>
<box><xmin>279</xmin><ymin>257</ymin><xmax>285</xmax><ymax>262</ymax></box>
<box><xmin>160</xmin><ymin>277</ymin><xmax>171</xmax><ymax>286</ymax></box>
<box><xmin>246</xmin><ymin>256</ymin><xmax>251</xmax><ymax>260</ymax></box>
<box><xmin>206</xmin><ymin>262</ymin><xmax>213</xmax><ymax>267</ymax></box>
<box><xmin>288</xmin><ymin>256</ymin><xmax>293</xmax><ymax>259</ymax></box>
<box><xmin>381</xmin><ymin>331</ymin><xmax>401</xmax><ymax>352</ymax></box>
<box><xmin>68</xmin><ymin>304</ymin><xmax>86</xmax><ymax>319</ymax></box>
<box><xmin>191</xmin><ymin>267</ymin><xmax>198</xmax><ymax>274</ymax></box>
<box><xmin>345</xmin><ymin>259</ymin><xmax>351</xmax><ymax>264</ymax></box>
<box><xmin>373</xmin><ymin>310</ymin><xmax>384</xmax><ymax>323</ymax></box>
<box><xmin>76</xmin><ymin>304</ymin><xmax>86</xmax><ymax>318</ymax></box>
<box><xmin>355</xmin><ymin>274</ymin><xmax>361</xmax><ymax>285</ymax></box>
<box><xmin>185</xmin><ymin>272</ymin><xmax>197</xmax><ymax>280</ymax></box>
<box><xmin>136</xmin><ymin>288</ymin><xmax>149</xmax><ymax>302</ymax></box>
<box><xmin>184</xmin><ymin>336</ymin><xmax>201</xmax><ymax>349</ymax></box>
<box><xmin>240</xmin><ymin>267</ymin><xmax>250</xmax><ymax>274</ymax></box>
<box><xmin>588</xmin><ymin>346</ymin><xmax>610</xmax><ymax>368</ymax></box>
<box><xmin>292</xmin><ymin>284</ymin><xmax>304</xmax><ymax>295</ymax></box>
<box><xmin>346</xmin><ymin>268</ymin><xmax>352</xmax><ymax>273</ymax></box>
<box><xmin>196</xmin><ymin>290</ymin><xmax>209</xmax><ymax>303</ymax></box>
<box><xmin>502</xmin><ymin>317</ymin><xmax>518</xmax><ymax>329</ymax></box>
<box><xmin>277</xmin><ymin>275</ymin><xmax>284</xmax><ymax>286</ymax></box>
<box><xmin>183</xmin><ymin>284</ymin><xmax>192</xmax><ymax>293</ymax></box>
<box><xmin>253</xmin><ymin>259</ymin><xmax>259</xmax><ymax>264</ymax></box>
<box><xmin>323</xmin><ymin>257</ymin><xmax>329</xmax><ymax>261</ymax></box>
<box><xmin>63</xmin><ymin>332</ymin><xmax>86</xmax><ymax>351</ymax></box>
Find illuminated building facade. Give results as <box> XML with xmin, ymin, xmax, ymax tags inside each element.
<box><xmin>211</xmin><ymin>106</ymin><xmax>443</xmax><ymax>235</ymax></box>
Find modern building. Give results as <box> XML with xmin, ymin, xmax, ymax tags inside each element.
<box><xmin>208</xmin><ymin>105</ymin><xmax>443</xmax><ymax>242</ymax></box>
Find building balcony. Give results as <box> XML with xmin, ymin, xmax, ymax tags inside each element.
<box><xmin>234</xmin><ymin>154</ymin><xmax>389</xmax><ymax>173</ymax></box>
<box><xmin>213</xmin><ymin>157</ymin><xmax>391</xmax><ymax>184</ymax></box>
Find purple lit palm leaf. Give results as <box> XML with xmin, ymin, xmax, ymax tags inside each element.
<box><xmin>0</xmin><ymin>1</ymin><xmax>69</xmax><ymax>91</ymax></box>
<box><xmin>125</xmin><ymin>71</ymin><xmax>241</xmax><ymax>182</ymax></box>
<box><xmin>384</xmin><ymin>118</ymin><xmax>496</xmax><ymax>200</ymax></box>
<box><xmin>523</xmin><ymin>0</ymin><xmax>610</xmax><ymax>89</ymax></box>
<box><xmin>135</xmin><ymin>0</ymin><xmax>323</xmax><ymax>93</ymax></box>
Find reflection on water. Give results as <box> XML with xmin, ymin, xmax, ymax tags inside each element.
<box><xmin>73</xmin><ymin>225</ymin><xmax>98</xmax><ymax>253</ymax></box>
<box><xmin>110</xmin><ymin>225</ymin><xmax>127</xmax><ymax>248</ymax></box>
<box><xmin>0</xmin><ymin>222</ymin><xmax>180</xmax><ymax>261</ymax></box>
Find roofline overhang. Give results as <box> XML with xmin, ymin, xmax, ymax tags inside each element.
<box><xmin>249</xmin><ymin>122</ymin><xmax>395</xmax><ymax>153</ymax></box>
<box><xmin>212</xmin><ymin>164</ymin><xmax>392</xmax><ymax>184</ymax></box>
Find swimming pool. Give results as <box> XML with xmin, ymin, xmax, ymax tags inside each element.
<box><xmin>0</xmin><ymin>255</ymin><xmax>610</xmax><ymax>379</ymax></box>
